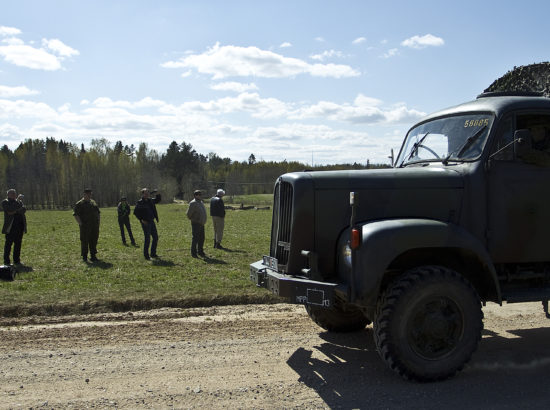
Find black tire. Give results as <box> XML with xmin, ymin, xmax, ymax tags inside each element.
<box><xmin>374</xmin><ymin>266</ymin><xmax>483</xmax><ymax>382</ymax></box>
<box><xmin>305</xmin><ymin>304</ymin><xmax>370</xmax><ymax>332</ymax></box>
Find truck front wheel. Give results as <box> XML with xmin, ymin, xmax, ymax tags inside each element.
<box><xmin>374</xmin><ymin>266</ymin><xmax>483</xmax><ymax>381</ymax></box>
<box><xmin>305</xmin><ymin>304</ymin><xmax>370</xmax><ymax>332</ymax></box>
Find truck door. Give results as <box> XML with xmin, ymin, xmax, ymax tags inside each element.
<box><xmin>487</xmin><ymin>113</ymin><xmax>550</xmax><ymax>263</ymax></box>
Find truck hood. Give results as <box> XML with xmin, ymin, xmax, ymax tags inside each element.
<box><xmin>276</xmin><ymin>165</ymin><xmax>465</xmax><ymax>278</ymax></box>
<box><xmin>305</xmin><ymin>165</ymin><xmax>464</xmax><ymax>191</ymax></box>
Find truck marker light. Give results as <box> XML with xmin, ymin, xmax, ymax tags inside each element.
<box><xmin>351</xmin><ymin>228</ymin><xmax>361</xmax><ymax>250</ymax></box>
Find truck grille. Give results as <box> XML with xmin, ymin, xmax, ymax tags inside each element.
<box><xmin>270</xmin><ymin>180</ymin><xmax>293</xmax><ymax>268</ymax></box>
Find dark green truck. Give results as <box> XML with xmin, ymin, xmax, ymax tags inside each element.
<box><xmin>250</xmin><ymin>91</ymin><xmax>550</xmax><ymax>381</ymax></box>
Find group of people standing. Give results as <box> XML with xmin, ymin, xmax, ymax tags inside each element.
<box><xmin>75</xmin><ymin>187</ymin><xmax>226</xmax><ymax>261</ymax></box>
<box><xmin>186</xmin><ymin>188</ymin><xmax>226</xmax><ymax>258</ymax></box>
<box><xmin>2</xmin><ymin>187</ymin><xmax>227</xmax><ymax>267</ymax></box>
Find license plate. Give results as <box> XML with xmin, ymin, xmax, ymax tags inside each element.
<box><xmin>262</xmin><ymin>255</ymin><xmax>278</xmax><ymax>271</ymax></box>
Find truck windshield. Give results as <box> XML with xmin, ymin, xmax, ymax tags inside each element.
<box><xmin>396</xmin><ymin>114</ymin><xmax>494</xmax><ymax>167</ymax></box>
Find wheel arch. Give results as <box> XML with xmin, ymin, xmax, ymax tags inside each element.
<box><xmin>351</xmin><ymin>219</ymin><xmax>501</xmax><ymax>310</ymax></box>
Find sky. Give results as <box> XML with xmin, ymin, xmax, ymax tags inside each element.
<box><xmin>1</xmin><ymin>0</ymin><xmax>549</xmax><ymax>165</ymax></box>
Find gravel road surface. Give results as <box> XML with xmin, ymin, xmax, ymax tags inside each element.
<box><xmin>1</xmin><ymin>302</ymin><xmax>550</xmax><ymax>409</ymax></box>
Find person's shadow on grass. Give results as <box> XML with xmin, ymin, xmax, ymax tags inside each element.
<box><xmin>218</xmin><ymin>246</ymin><xmax>245</xmax><ymax>254</ymax></box>
<box><xmin>86</xmin><ymin>260</ymin><xmax>113</xmax><ymax>269</ymax></box>
<box><xmin>152</xmin><ymin>258</ymin><xmax>175</xmax><ymax>267</ymax></box>
<box><xmin>201</xmin><ymin>256</ymin><xmax>227</xmax><ymax>265</ymax></box>
<box><xmin>15</xmin><ymin>264</ymin><xmax>33</xmax><ymax>273</ymax></box>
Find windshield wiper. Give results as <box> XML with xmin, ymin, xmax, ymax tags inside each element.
<box><xmin>442</xmin><ymin>126</ymin><xmax>487</xmax><ymax>165</ymax></box>
<box><xmin>400</xmin><ymin>132</ymin><xmax>430</xmax><ymax>167</ymax></box>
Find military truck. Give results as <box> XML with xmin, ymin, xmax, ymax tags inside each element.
<box><xmin>250</xmin><ymin>91</ymin><xmax>550</xmax><ymax>381</ymax></box>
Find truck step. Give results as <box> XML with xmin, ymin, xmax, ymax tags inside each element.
<box><xmin>502</xmin><ymin>287</ymin><xmax>550</xmax><ymax>303</ymax></box>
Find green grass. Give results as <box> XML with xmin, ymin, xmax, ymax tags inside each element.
<box><xmin>0</xmin><ymin>201</ymin><xmax>279</xmax><ymax>317</ymax></box>
<box><xmin>225</xmin><ymin>194</ymin><xmax>273</xmax><ymax>206</ymax></box>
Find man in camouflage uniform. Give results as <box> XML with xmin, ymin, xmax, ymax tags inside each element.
<box><xmin>73</xmin><ymin>188</ymin><xmax>100</xmax><ymax>262</ymax></box>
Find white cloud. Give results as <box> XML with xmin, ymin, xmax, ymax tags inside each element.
<box><xmin>210</xmin><ymin>82</ymin><xmax>259</xmax><ymax>93</ymax></box>
<box><xmin>401</xmin><ymin>34</ymin><xmax>444</xmax><ymax>49</ymax></box>
<box><xmin>0</xmin><ymin>123</ymin><xmax>23</xmax><ymax>142</ymax></box>
<box><xmin>0</xmin><ymin>43</ymin><xmax>62</xmax><ymax>70</ymax></box>
<box><xmin>161</xmin><ymin>42</ymin><xmax>360</xmax><ymax>79</ymax></box>
<box><xmin>310</xmin><ymin>49</ymin><xmax>344</xmax><ymax>61</ymax></box>
<box><xmin>352</xmin><ymin>37</ymin><xmax>366</xmax><ymax>45</ymax></box>
<box><xmin>0</xmin><ymin>98</ymin><xmax>58</xmax><ymax>119</ymax></box>
<box><xmin>58</xmin><ymin>103</ymin><xmax>71</xmax><ymax>113</ymax></box>
<box><xmin>291</xmin><ymin>93</ymin><xmax>424</xmax><ymax>125</ymax></box>
<box><xmin>381</xmin><ymin>48</ymin><xmax>399</xmax><ymax>59</ymax></box>
<box><xmin>279</xmin><ymin>42</ymin><xmax>292</xmax><ymax>48</ymax></box>
<box><xmin>163</xmin><ymin>92</ymin><xmax>291</xmax><ymax>119</ymax></box>
<box><xmin>42</xmin><ymin>38</ymin><xmax>80</xmax><ymax>58</ymax></box>
<box><xmin>315</xmin><ymin>37</ymin><xmax>325</xmax><ymax>42</ymax></box>
<box><xmin>90</xmin><ymin>96</ymin><xmax>166</xmax><ymax>109</ymax></box>
<box><xmin>0</xmin><ymin>26</ymin><xmax>78</xmax><ymax>70</ymax></box>
<box><xmin>0</xmin><ymin>90</ymin><xmax>421</xmax><ymax>164</ymax></box>
<box><xmin>0</xmin><ymin>85</ymin><xmax>39</xmax><ymax>98</ymax></box>
<box><xmin>2</xmin><ymin>37</ymin><xmax>24</xmax><ymax>46</ymax></box>
<box><xmin>0</xmin><ymin>26</ymin><xmax>21</xmax><ymax>37</ymax></box>
<box><xmin>248</xmin><ymin>123</ymin><xmax>397</xmax><ymax>165</ymax></box>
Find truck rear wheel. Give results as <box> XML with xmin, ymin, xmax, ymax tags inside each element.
<box><xmin>305</xmin><ymin>304</ymin><xmax>370</xmax><ymax>332</ymax></box>
<box><xmin>374</xmin><ymin>265</ymin><xmax>483</xmax><ymax>381</ymax></box>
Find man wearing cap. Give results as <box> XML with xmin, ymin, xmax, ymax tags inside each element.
<box><xmin>134</xmin><ymin>188</ymin><xmax>161</xmax><ymax>260</ymax></box>
<box><xmin>73</xmin><ymin>189</ymin><xmax>100</xmax><ymax>262</ymax></box>
<box><xmin>2</xmin><ymin>189</ymin><xmax>27</xmax><ymax>266</ymax></box>
<box><xmin>186</xmin><ymin>190</ymin><xmax>207</xmax><ymax>258</ymax></box>
<box><xmin>117</xmin><ymin>197</ymin><xmax>136</xmax><ymax>246</ymax></box>
<box><xmin>210</xmin><ymin>189</ymin><xmax>226</xmax><ymax>249</ymax></box>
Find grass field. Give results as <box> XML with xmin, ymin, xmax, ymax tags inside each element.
<box><xmin>225</xmin><ymin>194</ymin><xmax>273</xmax><ymax>206</ymax></box>
<box><xmin>0</xmin><ymin>199</ymin><xmax>280</xmax><ymax>317</ymax></box>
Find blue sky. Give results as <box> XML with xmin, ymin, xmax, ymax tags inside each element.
<box><xmin>1</xmin><ymin>0</ymin><xmax>549</xmax><ymax>164</ymax></box>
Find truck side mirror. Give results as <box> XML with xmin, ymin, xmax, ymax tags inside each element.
<box><xmin>514</xmin><ymin>129</ymin><xmax>533</xmax><ymax>158</ymax></box>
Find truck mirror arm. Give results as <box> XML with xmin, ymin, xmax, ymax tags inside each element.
<box><xmin>488</xmin><ymin>133</ymin><xmax>530</xmax><ymax>161</ymax></box>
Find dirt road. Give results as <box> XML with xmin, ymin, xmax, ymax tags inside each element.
<box><xmin>1</xmin><ymin>302</ymin><xmax>550</xmax><ymax>409</ymax></box>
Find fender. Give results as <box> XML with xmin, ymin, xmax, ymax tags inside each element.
<box><xmin>347</xmin><ymin>218</ymin><xmax>501</xmax><ymax>309</ymax></box>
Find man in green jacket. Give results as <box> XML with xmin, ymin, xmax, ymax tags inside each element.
<box><xmin>117</xmin><ymin>197</ymin><xmax>136</xmax><ymax>246</ymax></box>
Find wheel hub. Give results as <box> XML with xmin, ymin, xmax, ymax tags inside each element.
<box><xmin>408</xmin><ymin>298</ymin><xmax>463</xmax><ymax>360</ymax></box>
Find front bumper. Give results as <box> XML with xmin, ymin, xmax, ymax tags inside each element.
<box><xmin>250</xmin><ymin>260</ymin><xmax>340</xmax><ymax>308</ymax></box>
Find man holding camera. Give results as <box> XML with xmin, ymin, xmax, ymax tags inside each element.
<box><xmin>134</xmin><ymin>188</ymin><xmax>161</xmax><ymax>260</ymax></box>
<box><xmin>2</xmin><ymin>189</ymin><xmax>27</xmax><ymax>266</ymax></box>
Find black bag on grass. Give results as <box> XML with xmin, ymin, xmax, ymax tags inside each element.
<box><xmin>0</xmin><ymin>265</ymin><xmax>16</xmax><ymax>281</ymax></box>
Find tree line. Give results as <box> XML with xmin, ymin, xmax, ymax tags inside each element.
<box><xmin>0</xmin><ymin>138</ymin><xmax>388</xmax><ymax>208</ymax></box>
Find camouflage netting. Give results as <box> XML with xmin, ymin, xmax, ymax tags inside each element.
<box><xmin>484</xmin><ymin>62</ymin><xmax>550</xmax><ymax>97</ymax></box>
